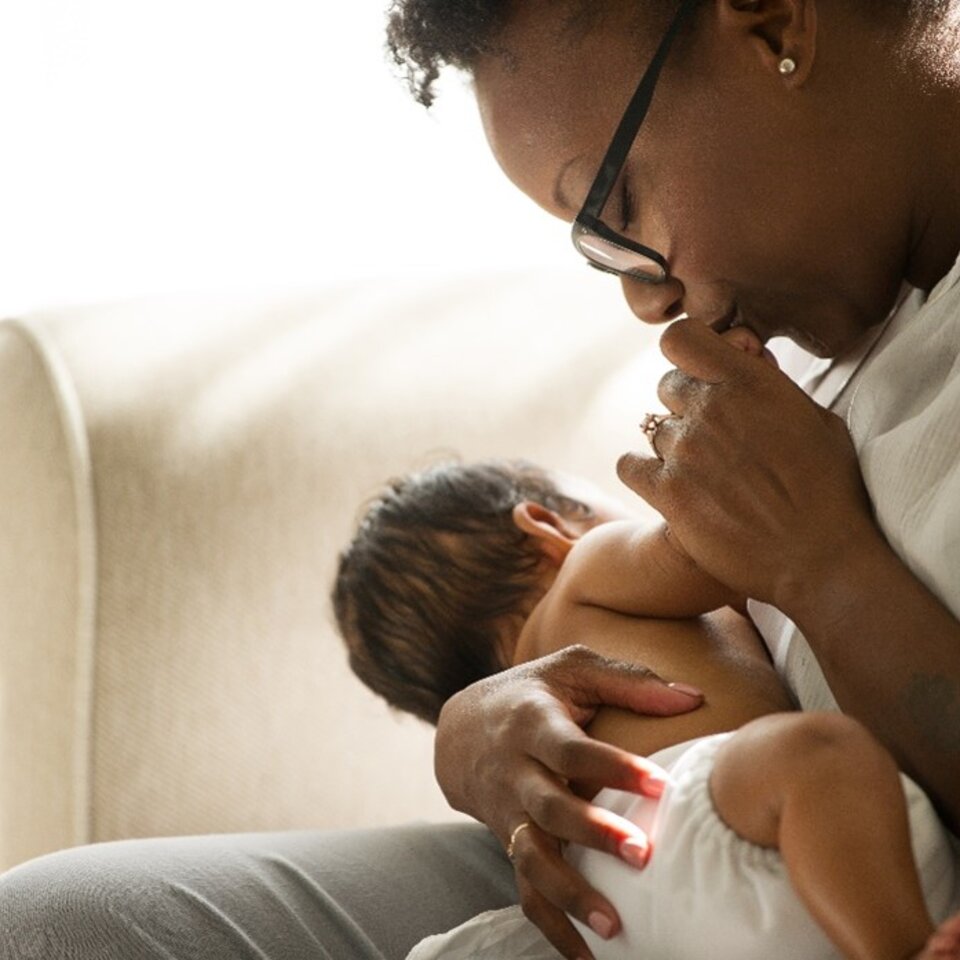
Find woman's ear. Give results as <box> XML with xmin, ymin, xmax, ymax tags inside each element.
<box><xmin>719</xmin><ymin>0</ymin><xmax>817</xmax><ymax>86</ymax></box>
<box><xmin>511</xmin><ymin>501</ymin><xmax>577</xmax><ymax>567</ymax></box>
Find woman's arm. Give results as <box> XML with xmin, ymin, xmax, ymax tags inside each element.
<box><xmin>618</xmin><ymin>318</ymin><xmax>960</xmax><ymax>828</ymax></box>
<box><xmin>785</xmin><ymin>529</ymin><xmax>960</xmax><ymax>831</ymax></box>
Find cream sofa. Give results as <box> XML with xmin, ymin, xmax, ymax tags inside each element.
<box><xmin>0</xmin><ymin>269</ymin><xmax>665</xmax><ymax>873</ymax></box>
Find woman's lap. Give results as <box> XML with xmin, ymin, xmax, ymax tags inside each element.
<box><xmin>0</xmin><ymin>822</ymin><xmax>517</xmax><ymax>960</ymax></box>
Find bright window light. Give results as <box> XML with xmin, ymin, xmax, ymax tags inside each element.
<box><xmin>0</xmin><ymin>1</ymin><xmax>568</xmax><ymax>314</ymax></box>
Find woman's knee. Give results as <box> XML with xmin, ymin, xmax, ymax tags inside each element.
<box><xmin>0</xmin><ymin>838</ymin><xmax>248</xmax><ymax>960</ymax></box>
<box><xmin>0</xmin><ymin>826</ymin><xmax>516</xmax><ymax>960</ymax></box>
<box><xmin>0</xmin><ymin>844</ymin><xmax>143</xmax><ymax>960</ymax></box>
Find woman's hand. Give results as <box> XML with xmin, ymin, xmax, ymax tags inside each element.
<box><xmin>434</xmin><ymin>644</ymin><xmax>703</xmax><ymax>960</ymax></box>
<box><xmin>618</xmin><ymin>318</ymin><xmax>881</xmax><ymax>613</ymax></box>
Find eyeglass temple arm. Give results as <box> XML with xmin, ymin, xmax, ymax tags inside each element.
<box><xmin>579</xmin><ymin>0</ymin><xmax>702</xmax><ymax>219</ymax></box>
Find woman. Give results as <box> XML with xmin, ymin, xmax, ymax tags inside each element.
<box><xmin>3</xmin><ymin>2</ymin><xmax>960</xmax><ymax>959</ymax></box>
<box><xmin>396</xmin><ymin>0</ymin><xmax>960</xmax><ymax>957</ymax></box>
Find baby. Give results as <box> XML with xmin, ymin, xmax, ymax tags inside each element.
<box><xmin>333</xmin><ymin>459</ymin><xmax>960</xmax><ymax>960</ymax></box>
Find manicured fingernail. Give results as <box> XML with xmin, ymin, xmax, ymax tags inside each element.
<box><xmin>642</xmin><ymin>773</ymin><xmax>668</xmax><ymax>798</ymax></box>
<box><xmin>588</xmin><ymin>910</ymin><xmax>615</xmax><ymax>940</ymax></box>
<box><xmin>620</xmin><ymin>837</ymin><xmax>651</xmax><ymax>869</ymax></box>
<box><xmin>668</xmin><ymin>681</ymin><xmax>703</xmax><ymax>698</ymax></box>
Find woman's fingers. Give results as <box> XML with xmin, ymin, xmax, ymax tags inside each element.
<box><xmin>516</xmin><ymin>761</ymin><xmax>654</xmax><ymax>861</ymax></box>
<box><xmin>620</xmin><ymin>317</ymin><xmax>876</xmax><ymax>605</ymax></box>
<box><xmin>514</xmin><ymin>826</ymin><xmax>619</xmax><ymax>960</ymax></box>
<box><xmin>659</xmin><ymin>316</ymin><xmax>761</xmax><ymax>382</ymax></box>
<box><xmin>521</xmin><ymin>699</ymin><xmax>668</xmax><ymax>798</ymax></box>
<box><xmin>617</xmin><ymin>450</ymin><xmax>663</xmax><ymax>512</ymax></box>
<box><xmin>657</xmin><ymin>367</ymin><xmax>702</xmax><ymax>414</ymax></box>
<box><xmin>516</xmin><ymin>880</ymin><xmax>596</xmax><ymax>960</ymax></box>
<box><xmin>541</xmin><ymin>645</ymin><xmax>703</xmax><ymax>722</ymax></box>
<box><xmin>655</xmin><ymin>320</ymin><xmax>780</xmax><ymax>415</ymax></box>
<box><xmin>434</xmin><ymin>647</ymin><xmax>696</xmax><ymax>830</ymax></box>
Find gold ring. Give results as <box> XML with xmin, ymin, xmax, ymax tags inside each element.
<box><xmin>506</xmin><ymin>820</ymin><xmax>533</xmax><ymax>862</ymax></box>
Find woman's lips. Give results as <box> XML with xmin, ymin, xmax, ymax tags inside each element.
<box><xmin>710</xmin><ymin>307</ymin><xmax>772</xmax><ymax>344</ymax></box>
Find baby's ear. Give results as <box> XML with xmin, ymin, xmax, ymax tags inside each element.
<box><xmin>511</xmin><ymin>501</ymin><xmax>577</xmax><ymax>566</ymax></box>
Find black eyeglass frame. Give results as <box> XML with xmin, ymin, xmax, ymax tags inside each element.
<box><xmin>572</xmin><ymin>0</ymin><xmax>701</xmax><ymax>283</ymax></box>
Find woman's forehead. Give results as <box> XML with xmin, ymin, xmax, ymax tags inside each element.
<box><xmin>473</xmin><ymin>5</ymin><xmax>650</xmax><ymax>215</ymax></box>
<box><xmin>474</xmin><ymin>1</ymin><xmax>648</xmax><ymax>119</ymax></box>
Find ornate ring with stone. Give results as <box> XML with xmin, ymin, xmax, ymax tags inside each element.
<box><xmin>640</xmin><ymin>412</ymin><xmax>670</xmax><ymax>460</ymax></box>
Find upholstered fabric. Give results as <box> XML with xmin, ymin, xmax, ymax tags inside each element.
<box><xmin>0</xmin><ymin>270</ymin><xmax>663</xmax><ymax>871</ymax></box>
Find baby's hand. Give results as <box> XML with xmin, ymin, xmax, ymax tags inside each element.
<box><xmin>721</xmin><ymin>325</ymin><xmax>780</xmax><ymax>369</ymax></box>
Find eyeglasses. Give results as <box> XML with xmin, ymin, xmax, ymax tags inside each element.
<box><xmin>571</xmin><ymin>0</ymin><xmax>701</xmax><ymax>284</ymax></box>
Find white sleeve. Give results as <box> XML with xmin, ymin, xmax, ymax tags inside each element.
<box><xmin>850</xmin><ymin>284</ymin><xmax>960</xmax><ymax>616</ymax></box>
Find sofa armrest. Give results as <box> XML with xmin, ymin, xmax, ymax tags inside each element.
<box><xmin>0</xmin><ymin>322</ymin><xmax>97</xmax><ymax>870</ymax></box>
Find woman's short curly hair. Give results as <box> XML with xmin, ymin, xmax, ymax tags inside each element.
<box><xmin>386</xmin><ymin>0</ymin><xmax>938</xmax><ymax>108</ymax></box>
<box><xmin>386</xmin><ymin>0</ymin><xmax>510</xmax><ymax>107</ymax></box>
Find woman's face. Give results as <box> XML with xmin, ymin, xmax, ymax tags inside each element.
<box><xmin>473</xmin><ymin>1</ymin><xmax>916</xmax><ymax>357</ymax></box>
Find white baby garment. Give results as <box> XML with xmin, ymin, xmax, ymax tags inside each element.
<box><xmin>407</xmin><ymin>734</ymin><xmax>957</xmax><ymax>960</ymax></box>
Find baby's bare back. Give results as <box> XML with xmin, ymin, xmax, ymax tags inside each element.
<box><xmin>517</xmin><ymin>602</ymin><xmax>795</xmax><ymax>770</ymax></box>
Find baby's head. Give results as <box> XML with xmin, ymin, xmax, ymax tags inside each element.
<box><xmin>332</xmin><ymin>459</ymin><xmax>626</xmax><ymax>724</ymax></box>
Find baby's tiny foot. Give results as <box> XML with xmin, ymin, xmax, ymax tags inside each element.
<box><xmin>915</xmin><ymin>912</ymin><xmax>960</xmax><ymax>959</ymax></box>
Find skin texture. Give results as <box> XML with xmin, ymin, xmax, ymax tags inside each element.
<box><xmin>475</xmin><ymin>1</ymin><xmax>960</xmax><ymax>355</ymax></box>
<box><xmin>432</xmin><ymin>2</ymin><xmax>960</xmax><ymax>958</ymax></box>
<box><xmin>511</xmin><ymin>513</ymin><xmax>950</xmax><ymax>959</ymax></box>
<box><xmin>709</xmin><ymin>712</ymin><xmax>939</xmax><ymax>960</ymax></box>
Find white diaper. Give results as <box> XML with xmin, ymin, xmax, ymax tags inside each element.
<box><xmin>407</xmin><ymin>733</ymin><xmax>958</xmax><ymax>960</ymax></box>
<box><xmin>571</xmin><ymin>733</ymin><xmax>957</xmax><ymax>960</ymax></box>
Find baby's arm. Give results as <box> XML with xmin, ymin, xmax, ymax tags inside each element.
<box><xmin>558</xmin><ymin>520</ymin><xmax>742</xmax><ymax>618</ymax></box>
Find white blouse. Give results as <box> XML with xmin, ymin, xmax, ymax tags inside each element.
<box><xmin>749</xmin><ymin>255</ymin><xmax>960</xmax><ymax>713</ymax></box>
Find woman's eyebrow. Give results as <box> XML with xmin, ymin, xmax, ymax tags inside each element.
<box><xmin>552</xmin><ymin>153</ymin><xmax>587</xmax><ymax>213</ymax></box>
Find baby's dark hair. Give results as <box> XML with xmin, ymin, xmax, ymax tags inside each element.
<box><xmin>332</xmin><ymin>459</ymin><xmax>594</xmax><ymax>724</ymax></box>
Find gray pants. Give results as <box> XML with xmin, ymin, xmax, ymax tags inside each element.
<box><xmin>0</xmin><ymin>824</ymin><xmax>517</xmax><ymax>960</ymax></box>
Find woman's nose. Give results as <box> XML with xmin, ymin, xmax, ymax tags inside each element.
<box><xmin>620</xmin><ymin>274</ymin><xmax>685</xmax><ymax>325</ymax></box>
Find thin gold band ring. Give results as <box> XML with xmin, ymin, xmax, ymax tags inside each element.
<box><xmin>506</xmin><ymin>820</ymin><xmax>534</xmax><ymax>862</ymax></box>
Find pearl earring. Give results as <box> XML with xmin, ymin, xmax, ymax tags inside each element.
<box><xmin>779</xmin><ymin>57</ymin><xmax>797</xmax><ymax>75</ymax></box>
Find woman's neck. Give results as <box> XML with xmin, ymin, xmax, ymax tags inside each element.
<box><xmin>899</xmin><ymin>20</ymin><xmax>960</xmax><ymax>291</ymax></box>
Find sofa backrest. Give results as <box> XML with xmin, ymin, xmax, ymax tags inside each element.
<box><xmin>0</xmin><ymin>269</ymin><xmax>664</xmax><ymax>871</ymax></box>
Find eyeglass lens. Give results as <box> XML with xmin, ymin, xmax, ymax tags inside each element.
<box><xmin>572</xmin><ymin>218</ymin><xmax>665</xmax><ymax>280</ymax></box>
<box><xmin>575</xmin><ymin>229</ymin><xmax>661</xmax><ymax>277</ymax></box>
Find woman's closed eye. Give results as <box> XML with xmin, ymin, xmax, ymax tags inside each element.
<box><xmin>618</xmin><ymin>177</ymin><xmax>637</xmax><ymax>233</ymax></box>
